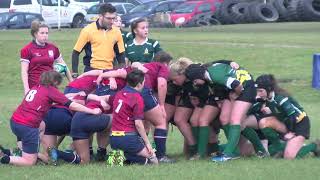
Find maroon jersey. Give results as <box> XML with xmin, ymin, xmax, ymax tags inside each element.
<box><xmin>144</xmin><ymin>62</ymin><xmax>169</xmax><ymax>90</ymax></box>
<box><xmin>12</xmin><ymin>85</ymin><xmax>70</xmax><ymax>128</ymax></box>
<box><xmin>67</xmin><ymin>76</ymin><xmax>97</xmax><ymax>94</ymax></box>
<box><xmin>20</xmin><ymin>41</ymin><xmax>61</xmax><ymax>88</ymax></box>
<box><xmin>86</xmin><ymin>100</ymin><xmax>105</xmax><ymax>112</ymax></box>
<box><xmin>125</xmin><ymin>63</ymin><xmax>169</xmax><ymax>90</ymax></box>
<box><xmin>111</xmin><ymin>86</ymin><xmax>144</xmax><ymax>132</ymax></box>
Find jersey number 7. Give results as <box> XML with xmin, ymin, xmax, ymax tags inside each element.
<box><xmin>115</xmin><ymin>99</ymin><xmax>123</xmax><ymax>113</ymax></box>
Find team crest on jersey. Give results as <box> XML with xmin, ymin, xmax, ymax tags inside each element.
<box><xmin>48</xmin><ymin>50</ymin><xmax>54</xmax><ymax>58</ymax></box>
<box><xmin>144</xmin><ymin>48</ymin><xmax>149</xmax><ymax>55</ymax></box>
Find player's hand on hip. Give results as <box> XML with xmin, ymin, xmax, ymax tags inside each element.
<box><xmin>109</xmin><ymin>78</ymin><xmax>118</xmax><ymax>90</ymax></box>
<box><xmin>92</xmin><ymin>108</ymin><xmax>102</xmax><ymax>115</ymax></box>
<box><xmin>230</xmin><ymin>62</ymin><xmax>240</xmax><ymax>69</ymax></box>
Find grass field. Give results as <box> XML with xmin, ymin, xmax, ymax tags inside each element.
<box><xmin>1</xmin><ymin>22</ymin><xmax>320</xmax><ymax>180</ymax></box>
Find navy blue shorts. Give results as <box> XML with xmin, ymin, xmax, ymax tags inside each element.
<box><xmin>95</xmin><ymin>85</ymin><xmax>117</xmax><ymax>96</ymax></box>
<box><xmin>64</xmin><ymin>87</ymin><xmax>81</xmax><ymax>94</ymax></box>
<box><xmin>141</xmin><ymin>87</ymin><xmax>158</xmax><ymax>112</ymax></box>
<box><xmin>70</xmin><ymin>112</ymin><xmax>111</xmax><ymax>140</ymax></box>
<box><xmin>10</xmin><ymin>120</ymin><xmax>39</xmax><ymax>154</ymax></box>
<box><xmin>44</xmin><ymin>107</ymin><xmax>73</xmax><ymax>136</ymax></box>
<box><xmin>110</xmin><ymin>135</ymin><xmax>145</xmax><ymax>154</ymax></box>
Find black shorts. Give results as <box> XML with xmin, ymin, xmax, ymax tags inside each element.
<box><xmin>205</xmin><ymin>96</ymin><xmax>219</xmax><ymax>107</ymax></box>
<box><xmin>44</xmin><ymin>107</ymin><xmax>73</xmax><ymax>136</ymax></box>
<box><xmin>70</xmin><ymin>112</ymin><xmax>111</xmax><ymax>140</ymax></box>
<box><xmin>236</xmin><ymin>80</ymin><xmax>257</xmax><ymax>103</ymax></box>
<box><xmin>286</xmin><ymin>116</ymin><xmax>310</xmax><ymax>139</ymax></box>
<box><xmin>165</xmin><ymin>95</ymin><xmax>176</xmax><ymax>106</ymax></box>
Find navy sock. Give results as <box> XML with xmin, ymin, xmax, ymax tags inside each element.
<box><xmin>56</xmin><ymin>150</ymin><xmax>81</xmax><ymax>164</ymax></box>
<box><xmin>124</xmin><ymin>152</ymin><xmax>147</xmax><ymax>165</ymax></box>
<box><xmin>89</xmin><ymin>146</ymin><xmax>94</xmax><ymax>156</ymax></box>
<box><xmin>0</xmin><ymin>146</ymin><xmax>11</xmax><ymax>156</ymax></box>
<box><xmin>96</xmin><ymin>147</ymin><xmax>107</xmax><ymax>161</ymax></box>
<box><xmin>154</xmin><ymin>128</ymin><xmax>167</xmax><ymax>159</ymax></box>
<box><xmin>0</xmin><ymin>155</ymin><xmax>10</xmax><ymax>164</ymax></box>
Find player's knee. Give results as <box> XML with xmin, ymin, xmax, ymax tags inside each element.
<box><xmin>219</xmin><ymin>114</ymin><xmax>229</xmax><ymax>125</ymax></box>
<box><xmin>283</xmin><ymin>150</ymin><xmax>296</xmax><ymax>160</ymax></box>
<box><xmin>258</xmin><ymin>118</ymin><xmax>269</xmax><ymax>129</ymax></box>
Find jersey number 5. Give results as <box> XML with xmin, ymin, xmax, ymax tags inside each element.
<box><xmin>25</xmin><ymin>90</ymin><xmax>38</xmax><ymax>102</ymax></box>
<box><xmin>115</xmin><ymin>99</ymin><xmax>123</xmax><ymax>113</ymax></box>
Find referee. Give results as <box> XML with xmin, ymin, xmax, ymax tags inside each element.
<box><xmin>71</xmin><ymin>3</ymin><xmax>125</xmax><ymax>78</ymax></box>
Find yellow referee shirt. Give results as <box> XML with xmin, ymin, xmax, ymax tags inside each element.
<box><xmin>73</xmin><ymin>21</ymin><xmax>125</xmax><ymax>70</ymax></box>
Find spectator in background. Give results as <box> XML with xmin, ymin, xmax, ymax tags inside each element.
<box><xmin>125</xmin><ymin>18</ymin><xmax>162</xmax><ymax>65</ymax></box>
<box><xmin>71</xmin><ymin>3</ymin><xmax>125</xmax><ymax>78</ymax></box>
<box><xmin>20</xmin><ymin>20</ymin><xmax>73</xmax><ymax>95</ymax></box>
<box><xmin>113</xmin><ymin>15</ymin><xmax>133</xmax><ymax>45</ymax></box>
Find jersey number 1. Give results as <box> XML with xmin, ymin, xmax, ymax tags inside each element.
<box><xmin>115</xmin><ymin>99</ymin><xmax>123</xmax><ymax>113</ymax></box>
<box><xmin>25</xmin><ymin>90</ymin><xmax>37</xmax><ymax>102</ymax></box>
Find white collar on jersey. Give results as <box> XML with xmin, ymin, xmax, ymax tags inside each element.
<box><xmin>205</xmin><ymin>71</ymin><xmax>212</xmax><ymax>81</ymax></box>
<box><xmin>133</xmin><ymin>38</ymin><xmax>148</xmax><ymax>45</ymax></box>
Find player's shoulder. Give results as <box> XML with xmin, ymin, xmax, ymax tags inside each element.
<box><xmin>45</xmin><ymin>42</ymin><xmax>59</xmax><ymax>49</ymax></box>
<box><xmin>274</xmin><ymin>93</ymin><xmax>289</xmax><ymax>104</ymax></box>
<box><xmin>21</xmin><ymin>41</ymin><xmax>33</xmax><ymax>51</ymax></box>
<box><xmin>81</xmin><ymin>22</ymin><xmax>97</xmax><ymax>33</ymax></box>
<box><xmin>147</xmin><ymin>38</ymin><xmax>159</xmax><ymax>47</ymax></box>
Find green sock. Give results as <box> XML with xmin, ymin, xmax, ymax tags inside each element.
<box><xmin>261</xmin><ymin>128</ymin><xmax>282</xmax><ymax>150</ymax></box>
<box><xmin>223</xmin><ymin>125</ymin><xmax>241</xmax><ymax>156</ymax></box>
<box><xmin>188</xmin><ymin>145</ymin><xmax>197</xmax><ymax>157</ymax></box>
<box><xmin>241</xmin><ymin>128</ymin><xmax>266</xmax><ymax>153</ymax></box>
<box><xmin>192</xmin><ymin>126</ymin><xmax>199</xmax><ymax>144</ymax></box>
<box><xmin>222</xmin><ymin>124</ymin><xmax>230</xmax><ymax>140</ymax></box>
<box><xmin>207</xmin><ymin>143</ymin><xmax>219</xmax><ymax>155</ymax></box>
<box><xmin>296</xmin><ymin>143</ymin><xmax>317</xmax><ymax>158</ymax></box>
<box><xmin>197</xmin><ymin>126</ymin><xmax>209</xmax><ymax>158</ymax></box>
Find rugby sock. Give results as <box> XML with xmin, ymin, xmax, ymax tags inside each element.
<box><xmin>296</xmin><ymin>143</ymin><xmax>317</xmax><ymax>158</ymax></box>
<box><xmin>197</xmin><ymin>126</ymin><xmax>209</xmax><ymax>158</ymax></box>
<box><xmin>261</xmin><ymin>128</ymin><xmax>282</xmax><ymax>150</ymax></box>
<box><xmin>0</xmin><ymin>146</ymin><xmax>11</xmax><ymax>156</ymax></box>
<box><xmin>188</xmin><ymin>145</ymin><xmax>197</xmax><ymax>157</ymax></box>
<box><xmin>207</xmin><ymin>143</ymin><xmax>219</xmax><ymax>155</ymax></box>
<box><xmin>96</xmin><ymin>147</ymin><xmax>107</xmax><ymax>161</ymax></box>
<box><xmin>222</xmin><ymin>124</ymin><xmax>230</xmax><ymax>140</ymax></box>
<box><xmin>89</xmin><ymin>146</ymin><xmax>94</xmax><ymax>156</ymax></box>
<box><xmin>56</xmin><ymin>150</ymin><xmax>81</xmax><ymax>164</ymax></box>
<box><xmin>241</xmin><ymin>128</ymin><xmax>266</xmax><ymax>153</ymax></box>
<box><xmin>154</xmin><ymin>128</ymin><xmax>167</xmax><ymax>159</ymax></box>
<box><xmin>0</xmin><ymin>155</ymin><xmax>10</xmax><ymax>164</ymax></box>
<box><xmin>223</xmin><ymin>125</ymin><xmax>241</xmax><ymax>156</ymax></box>
<box><xmin>191</xmin><ymin>126</ymin><xmax>199</xmax><ymax>144</ymax></box>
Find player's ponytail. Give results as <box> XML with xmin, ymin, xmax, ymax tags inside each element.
<box><xmin>269</xmin><ymin>74</ymin><xmax>291</xmax><ymax>97</ymax></box>
<box><xmin>31</xmin><ymin>20</ymin><xmax>49</xmax><ymax>38</ymax></box>
<box><xmin>40</xmin><ymin>71</ymin><xmax>63</xmax><ymax>87</ymax></box>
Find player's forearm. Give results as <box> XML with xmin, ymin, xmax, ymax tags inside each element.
<box><xmin>157</xmin><ymin>78</ymin><xmax>167</xmax><ymax>106</ymax></box>
<box><xmin>80</xmin><ymin>70</ymin><xmax>103</xmax><ymax>78</ymax></box>
<box><xmin>57</xmin><ymin>58</ymin><xmax>74</xmax><ymax>82</ymax></box>
<box><xmin>71</xmin><ymin>50</ymin><xmax>80</xmax><ymax>73</ymax></box>
<box><xmin>135</xmin><ymin>120</ymin><xmax>150</xmax><ymax>145</ymax></box>
<box><xmin>115</xmin><ymin>52</ymin><xmax>126</xmax><ymax>68</ymax></box>
<box><xmin>69</xmin><ymin>102</ymin><xmax>98</xmax><ymax>114</ymax></box>
<box><xmin>101</xmin><ymin>69</ymin><xmax>127</xmax><ymax>79</ymax></box>
<box><xmin>21</xmin><ymin>63</ymin><xmax>29</xmax><ymax>93</ymax></box>
<box><xmin>87</xmin><ymin>94</ymin><xmax>109</xmax><ymax>102</ymax></box>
